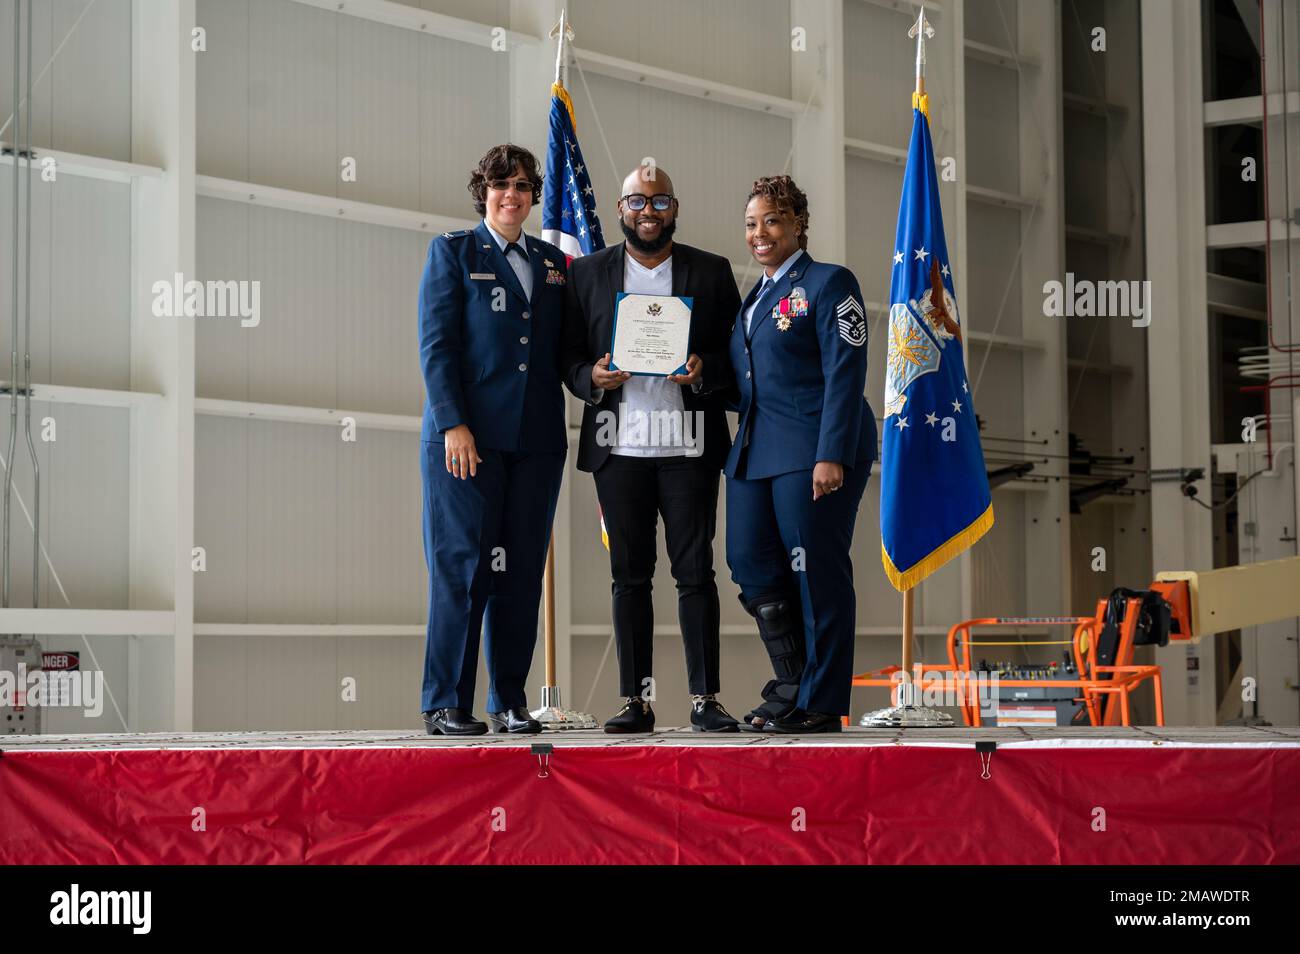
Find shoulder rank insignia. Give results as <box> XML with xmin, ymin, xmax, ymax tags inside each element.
<box><xmin>836</xmin><ymin>294</ymin><xmax>866</xmax><ymax>347</ymax></box>
<box><xmin>440</xmin><ymin>228</ymin><xmax>472</xmax><ymax>240</ymax></box>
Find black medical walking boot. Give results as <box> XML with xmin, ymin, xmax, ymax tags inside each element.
<box><xmin>739</xmin><ymin>593</ymin><xmax>806</xmax><ymax>731</ymax></box>
<box><xmin>422</xmin><ymin>707</ymin><xmax>489</xmax><ymax>736</ymax></box>
<box><xmin>487</xmin><ymin>707</ymin><xmax>543</xmax><ymax>734</ymax></box>
<box><xmin>604</xmin><ymin>697</ymin><xmax>655</xmax><ymax>733</ymax></box>
<box><xmin>690</xmin><ymin>696</ymin><xmax>740</xmax><ymax>732</ymax></box>
<box><xmin>764</xmin><ymin>709</ymin><xmax>843</xmax><ymax>734</ymax></box>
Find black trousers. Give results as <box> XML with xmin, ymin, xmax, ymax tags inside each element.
<box><xmin>592</xmin><ymin>453</ymin><xmax>722</xmax><ymax>698</ymax></box>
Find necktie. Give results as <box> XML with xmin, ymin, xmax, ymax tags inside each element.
<box><xmin>746</xmin><ymin>278</ymin><xmax>769</xmax><ymax>337</ymax></box>
<box><xmin>505</xmin><ymin>241</ymin><xmax>526</xmax><ymax>260</ymax></box>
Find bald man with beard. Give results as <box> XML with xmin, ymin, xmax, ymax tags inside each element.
<box><xmin>563</xmin><ymin>165</ymin><xmax>742</xmax><ymax>732</ymax></box>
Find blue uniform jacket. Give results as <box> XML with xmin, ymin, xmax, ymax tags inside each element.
<box><xmin>725</xmin><ymin>252</ymin><xmax>878</xmax><ymax>480</ymax></box>
<box><xmin>418</xmin><ymin>221</ymin><xmax>569</xmax><ymax>452</ymax></box>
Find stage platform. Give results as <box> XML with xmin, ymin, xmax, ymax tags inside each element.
<box><xmin>3</xmin><ymin>725</ymin><xmax>1298</xmax><ymax>864</ymax></box>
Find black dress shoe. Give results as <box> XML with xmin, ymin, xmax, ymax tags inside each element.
<box><xmin>690</xmin><ymin>698</ymin><xmax>740</xmax><ymax>732</ymax></box>
<box><xmin>604</xmin><ymin>697</ymin><xmax>655</xmax><ymax>734</ymax></box>
<box><xmin>764</xmin><ymin>708</ymin><xmax>843</xmax><ymax>734</ymax></box>
<box><xmin>487</xmin><ymin>707</ymin><xmax>543</xmax><ymax>734</ymax></box>
<box><xmin>422</xmin><ymin>707</ymin><xmax>488</xmax><ymax>736</ymax></box>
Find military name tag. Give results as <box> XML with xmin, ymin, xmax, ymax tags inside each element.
<box><xmin>470</xmin><ymin>272</ymin><xmax>496</xmax><ymax>280</ymax></box>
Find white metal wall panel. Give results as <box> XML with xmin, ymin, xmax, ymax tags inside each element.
<box><xmin>964</xmin><ymin>59</ymin><xmax>1021</xmax><ymax>196</ymax></box>
<box><xmin>564</xmin><ymin>71</ymin><xmax>791</xmax><ymax>266</ymax></box>
<box><xmin>0</xmin><ymin>165</ymin><xmax>51</xmax><ymax>380</ymax></box>
<box><xmin>965</xmin><ymin>202</ymin><xmax>1023</xmax><ymax>336</ymax></box>
<box><xmin>967</xmin><ymin>346</ymin><xmax>1024</xmax><ymax>448</ymax></box>
<box><xmin>49</xmin><ymin>0</ymin><xmax>132</xmax><ymax>159</ymax></box>
<box><xmin>964</xmin><ymin>0</ymin><xmax>1019</xmax><ymax>51</ymax></box>
<box><xmin>196</xmin><ymin>632</ymin><xmax>429</xmax><ymax>731</ymax></box>
<box><xmin>843</xmin><ymin>0</ymin><xmax>922</xmax><ymax>147</ymax></box>
<box><xmin>195</xmin><ymin>0</ymin><xmax>252</xmax><ymax>181</ymax></box>
<box><xmin>337</xmin><ymin>15</ymin><xmax>422</xmax><ymax>210</ymax></box>
<box><xmin>247</xmin><ymin>0</ymin><xmax>340</xmax><ymax>198</ymax></box>
<box><xmin>194</xmin><ymin>416</ymin><xmax>425</xmax><ymax>625</ymax></box>
<box><xmin>0</xmin><ymin>0</ymin><xmax>132</xmax><ymax>162</ymax></box>
<box><xmin>393</xmin><ymin>0</ymin><xmax>511</xmax><ymax>30</ymax></box>
<box><xmin>568</xmin><ymin>0</ymin><xmax>792</xmax><ymax>100</ymax></box>
<box><xmin>335</xmin><ymin>220</ymin><xmax>428</xmax><ymax>416</ymax></box>
<box><xmin>194</xmin><ymin>196</ymin><xmax>252</xmax><ymax>401</ymax></box>
<box><xmin>246</xmin><ymin>204</ymin><xmax>340</xmax><ymax>409</ymax></box>
<box><xmin>844</xmin><ymin>154</ymin><xmax>907</xmax><ymax>309</ymax></box>
<box><xmin>414</xmin><ymin>30</ymin><xmax>511</xmax><ymax>216</ymax></box>
<box><xmin>49</xmin><ymin>173</ymin><xmax>132</xmax><ymax>388</ymax></box>
<box><xmin>193</xmin><ymin>414</ymin><xmax>250</xmax><ymax>623</ymax></box>
<box><xmin>0</xmin><ymin>399</ymin><xmax>130</xmax><ymax>609</ymax></box>
<box><xmin>242</xmin><ymin>420</ymin><xmax>339</xmax><ymax>622</ymax></box>
<box><xmin>334</xmin><ymin>426</ymin><xmax>424</xmax><ymax>624</ymax></box>
<box><xmin>334</xmin><ymin>633</ymin><xmax>425</xmax><ymax>728</ymax></box>
<box><xmin>0</xmin><ymin>168</ymin><xmax>131</xmax><ymax>390</ymax></box>
<box><xmin>196</xmin><ymin>199</ymin><xmax>429</xmax><ymax>415</ymax></box>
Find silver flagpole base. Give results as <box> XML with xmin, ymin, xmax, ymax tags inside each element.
<box><xmin>531</xmin><ymin>685</ymin><xmax>599</xmax><ymax>730</ymax></box>
<box><xmin>859</xmin><ymin>704</ymin><xmax>954</xmax><ymax>728</ymax></box>
<box><xmin>859</xmin><ymin>683</ymin><xmax>954</xmax><ymax>728</ymax></box>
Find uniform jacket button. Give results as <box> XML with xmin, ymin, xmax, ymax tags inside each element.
<box><xmin>519</xmin><ymin>336</ymin><xmax>529</xmax><ymax>344</ymax></box>
<box><xmin>518</xmin><ymin>363</ymin><xmax>527</xmax><ymax>371</ymax></box>
<box><xmin>522</xmin><ymin>311</ymin><xmax>531</xmax><ymax>319</ymax></box>
<box><xmin>745</xmin><ymin>370</ymin><xmax>751</xmax><ymax>379</ymax></box>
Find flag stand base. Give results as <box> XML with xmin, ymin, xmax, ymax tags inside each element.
<box><xmin>859</xmin><ymin>704</ymin><xmax>955</xmax><ymax>728</ymax></box>
<box><xmin>531</xmin><ymin>685</ymin><xmax>599</xmax><ymax>730</ymax></box>
<box><xmin>859</xmin><ymin>681</ymin><xmax>954</xmax><ymax>728</ymax></box>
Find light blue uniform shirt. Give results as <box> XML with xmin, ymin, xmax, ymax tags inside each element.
<box><xmin>483</xmin><ymin>218</ymin><xmax>532</xmax><ymax>301</ymax></box>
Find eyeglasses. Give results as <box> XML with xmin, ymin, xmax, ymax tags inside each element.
<box><xmin>488</xmin><ymin>179</ymin><xmax>534</xmax><ymax>193</ymax></box>
<box><xmin>620</xmin><ymin>193</ymin><xmax>675</xmax><ymax>212</ymax></box>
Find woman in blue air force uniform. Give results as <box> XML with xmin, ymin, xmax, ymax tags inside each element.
<box><xmin>417</xmin><ymin>144</ymin><xmax>569</xmax><ymax>736</ymax></box>
<box><xmin>726</xmin><ymin>175</ymin><xmax>878</xmax><ymax>733</ymax></box>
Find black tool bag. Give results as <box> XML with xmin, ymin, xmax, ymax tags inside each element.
<box><xmin>1095</xmin><ymin>587</ymin><xmax>1172</xmax><ymax>669</ymax></box>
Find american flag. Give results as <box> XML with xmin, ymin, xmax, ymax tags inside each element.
<box><xmin>541</xmin><ymin>81</ymin><xmax>605</xmax><ymax>260</ymax></box>
<box><xmin>541</xmin><ymin>80</ymin><xmax>610</xmax><ymax>549</ymax></box>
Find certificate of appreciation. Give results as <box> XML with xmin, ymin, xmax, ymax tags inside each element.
<box><xmin>609</xmin><ymin>293</ymin><xmax>694</xmax><ymax>376</ymax></box>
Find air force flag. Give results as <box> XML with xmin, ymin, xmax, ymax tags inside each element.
<box><xmin>880</xmin><ymin>103</ymin><xmax>993</xmax><ymax>592</ymax></box>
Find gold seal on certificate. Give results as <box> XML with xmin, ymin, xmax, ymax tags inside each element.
<box><xmin>609</xmin><ymin>293</ymin><xmax>694</xmax><ymax>376</ymax></box>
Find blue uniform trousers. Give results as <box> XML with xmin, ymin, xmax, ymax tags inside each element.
<box><xmin>420</xmin><ymin>441</ymin><xmax>565</xmax><ymax>713</ymax></box>
<box><xmin>725</xmin><ymin>464</ymin><xmax>870</xmax><ymax>716</ymax></box>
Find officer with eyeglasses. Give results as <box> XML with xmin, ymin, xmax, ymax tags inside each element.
<box><xmin>417</xmin><ymin>144</ymin><xmax>569</xmax><ymax>736</ymax></box>
<box><xmin>563</xmin><ymin>163</ymin><xmax>742</xmax><ymax>733</ymax></box>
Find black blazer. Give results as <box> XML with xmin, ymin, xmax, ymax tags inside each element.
<box><xmin>563</xmin><ymin>242</ymin><xmax>741</xmax><ymax>472</ymax></box>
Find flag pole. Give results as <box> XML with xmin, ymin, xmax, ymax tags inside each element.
<box><xmin>532</xmin><ymin>9</ymin><xmax>598</xmax><ymax>730</ymax></box>
<box><xmin>862</xmin><ymin>3</ymin><xmax>953</xmax><ymax>729</ymax></box>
